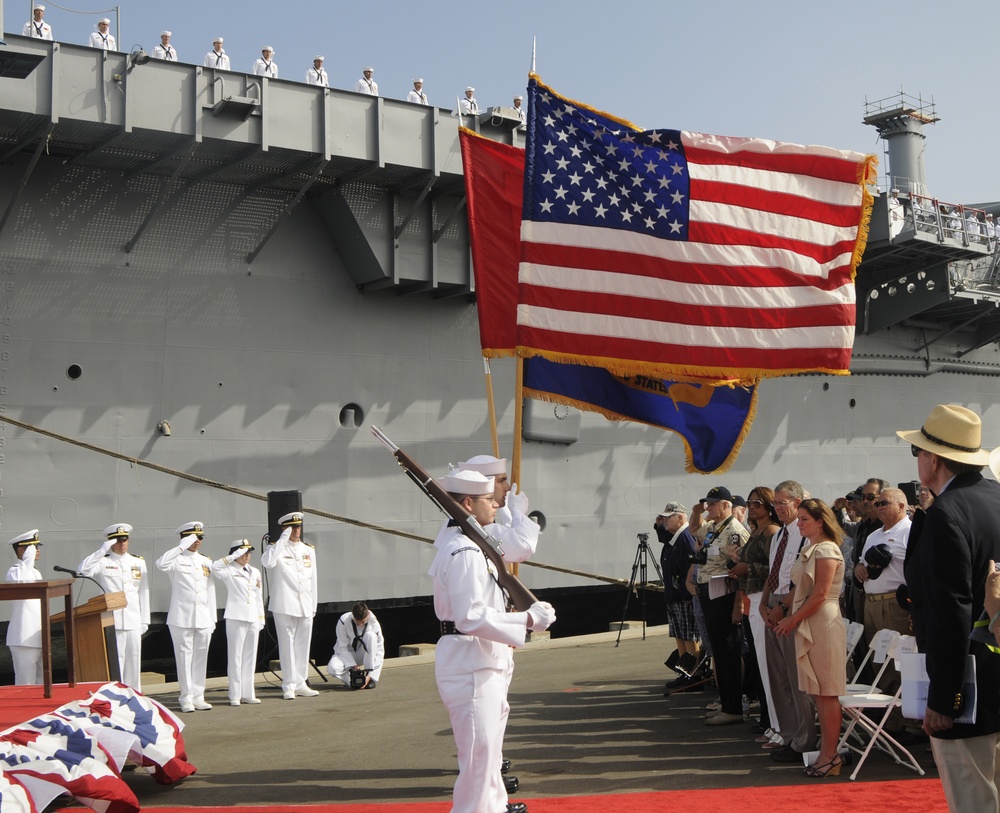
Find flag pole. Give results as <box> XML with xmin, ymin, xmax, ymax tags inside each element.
<box><xmin>509</xmin><ymin>355</ymin><xmax>526</xmax><ymax>578</ymax></box>
<box><xmin>483</xmin><ymin>356</ymin><xmax>500</xmax><ymax>457</ymax></box>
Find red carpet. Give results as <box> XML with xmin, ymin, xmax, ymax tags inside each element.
<box><xmin>0</xmin><ymin>682</ymin><xmax>108</xmax><ymax>729</ymax></box>
<box><xmin>97</xmin><ymin>778</ymin><xmax>948</xmax><ymax>812</ymax></box>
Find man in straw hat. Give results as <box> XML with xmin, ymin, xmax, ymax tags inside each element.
<box><xmin>5</xmin><ymin>530</ymin><xmax>44</xmax><ymax>685</ymax></box>
<box><xmin>899</xmin><ymin>404</ymin><xmax>1000</xmax><ymax>811</ymax></box>
<box><xmin>213</xmin><ymin>539</ymin><xmax>265</xmax><ymax>705</ymax></box>
<box><xmin>78</xmin><ymin>524</ymin><xmax>150</xmax><ymax>690</ymax></box>
<box><xmin>429</xmin><ymin>468</ymin><xmax>554</xmax><ymax>813</ymax></box>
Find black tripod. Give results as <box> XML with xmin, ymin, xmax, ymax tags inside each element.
<box><xmin>615</xmin><ymin>532</ymin><xmax>664</xmax><ymax>646</ymax></box>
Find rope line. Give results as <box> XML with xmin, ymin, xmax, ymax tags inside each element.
<box><xmin>1</xmin><ymin>415</ymin><xmax>656</xmax><ymax>590</ymax></box>
<box><xmin>39</xmin><ymin>1</ymin><xmax>118</xmax><ymax>15</ymax></box>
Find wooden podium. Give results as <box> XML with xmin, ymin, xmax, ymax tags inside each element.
<box><xmin>52</xmin><ymin>592</ymin><xmax>127</xmax><ymax>683</ymax></box>
<box><xmin>0</xmin><ymin>579</ymin><xmax>77</xmax><ymax>697</ymax></box>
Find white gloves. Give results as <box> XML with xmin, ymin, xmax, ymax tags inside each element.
<box><xmin>101</xmin><ymin>538</ymin><xmax>115</xmax><ymax>553</ymax></box>
<box><xmin>22</xmin><ymin>545</ymin><xmax>37</xmax><ymax>565</ymax></box>
<box><xmin>179</xmin><ymin>534</ymin><xmax>198</xmax><ymax>551</ymax></box>
<box><xmin>528</xmin><ymin>600</ymin><xmax>556</xmax><ymax>632</ymax></box>
<box><xmin>507</xmin><ymin>483</ymin><xmax>529</xmax><ymax>516</ymax></box>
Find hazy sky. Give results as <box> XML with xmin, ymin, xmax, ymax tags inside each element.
<box><xmin>8</xmin><ymin>0</ymin><xmax>998</xmax><ymax>205</ymax></box>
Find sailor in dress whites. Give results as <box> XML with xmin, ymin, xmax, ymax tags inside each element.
<box><xmin>77</xmin><ymin>524</ymin><xmax>150</xmax><ymax>690</ymax></box>
<box><xmin>355</xmin><ymin>66</ymin><xmax>378</xmax><ymax>96</ymax></box>
<box><xmin>88</xmin><ymin>18</ymin><xmax>116</xmax><ymax>51</ymax></box>
<box><xmin>305</xmin><ymin>56</ymin><xmax>328</xmax><ymax>87</ymax></box>
<box><xmin>458</xmin><ymin>455</ymin><xmax>540</xmax><ymax>797</ymax></box>
<box><xmin>212</xmin><ymin>539</ymin><xmax>265</xmax><ymax>706</ymax></box>
<box><xmin>252</xmin><ymin>46</ymin><xmax>277</xmax><ymax>78</ymax></box>
<box><xmin>327</xmin><ymin>602</ymin><xmax>384</xmax><ymax>689</ymax></box>
<box><xmin>512</xmin><ymin>95</ymin><xmax>525</xmax><ymax>125</ymax></box>
<box><xmin>153</xmin><ymin>31</ymin><xmax>177</xmax><ymax>61</ymax></box>
<box><xmin>261</xmin><ymin>512</ymin><xmax>319</xmax><ymax>699</ymax></box>
<box><xmin>430</xmin><ymin>470</ymin><xmax>555</xmax><ymax>813</ymax></box>
<box><xmin>407</xmin><ymin>78</ymin><xmax>428</xmax><ymax>105</ymax></box>
<box><xmin>458</xmin><ymin>87</ymin><xmax>480</xmax><ymax>116</ymax></box>
<box><xmin>5</xmin><ymin>531</ymin><xmax>43</xmax><ymax>685</ymax></box>
<box><xmin>204</xmin><ymin>37</ymin><xmax>230</xmax><ymax>70</ymax></box>
<box><xmin>156</xmin><ymin>522</ymin><xmax>217</xmax><ymax>712</ymax></box>
<box><xmin>23</xmin><ymin>5</ymin><xmax>53</xmax><ymax>40</ymax></box>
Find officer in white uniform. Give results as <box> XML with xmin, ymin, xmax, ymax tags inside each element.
<box><xmin>458</xmin><ymin>454</ymin><xmax>539</xmax><ymax>796</ymax></box>
<box><xmin>252</xmin><ymin>47</ymin><xmax>277</xmax><ymax>78</ymax></box>
<box><xmin>355</xmin><ymin>67</ymin><xmax>378</xmax><ymax>96</ymax></box>
<box><xmin>88</xmin><ymin>18</ymin><xmax>116</xmax><ymax>50</ymax></box>
<box><xmin>430</xmin><ymin>470</ymin><xmax>555</xmax><ymax>813</ymax></box>
<box><xmin>23</xmin><ymin>5</ymin><xmax>53</xmax><ymax>40</ymax></box>
<box><xmin>327</xmin><ymin>602</ymin><xmax>384</xmax><ymax>688</ymax></box>
<box><xmin>305</xmin><ymin>56</ymin><xmax>328</xmax><ymax>87</ymax></box>
<box><xmin>204</xmin><ymin>37</ymin><xmax>230</xmax><ymax>70</ymax></box>
<box><xmin>261</xmin><ymin>512</ymin><xmax>318</xmax><ymax>699</ymax></box>
<box><xmin>77</xmin><ymin>524</ymin><xmax>150</xmax><ymax>690</ymax></box>
<box><xmin>212</xmin><ymin>539</ymin><xmax>265</xmax><ymax>706</ymax></box>
<box><xmin>407</xmin><ymin>78</ymin><xmax>428</xmax><ymax>105</ymax></box>
<box><xmin>155</xmin><ymin>521</ymin><xmax>217</xmax><ymax>712</ymax></box>
<box><xmin>5</xmin><ymin>530</ymin><xmax>43</xmax><ymax>685</ymax></box>
<box><xmin>153</xmin><ymin>31</ymin><xmax>177</xmax><ymax>61</ymax></box>
<box><xmin>458</xmin><ymin>87</ymin><xmax>480</xmax><ymax>116</ymax></box>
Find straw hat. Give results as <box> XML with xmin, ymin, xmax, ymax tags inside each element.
<box><xmin>896</xmin><ymin>404</ymin><xmax>991</xmax><ymax>465</ymax></box>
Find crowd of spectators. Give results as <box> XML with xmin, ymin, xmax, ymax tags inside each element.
<box><xmin>19</xmin><ymin>5</ymin><xmax>524</xmax><ymax>118</ymax></box>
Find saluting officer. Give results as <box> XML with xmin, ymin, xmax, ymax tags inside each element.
<box><xmin>5</xmin><ymin>530</ymin><xmax>43</xmax><ymax>685</ymax></box>
<box><xmin>261</xmin><ymin>512</ymin><xmax>318</xmax><ymax>699</ymax></box>
<box><xmin>212</xmin><ymin>539</ymin><xmax>265</xmax><ymax>706</ymax></box>
<box><xmin>78</xmin><ymin>524</ymin><xmax>150</xmax><ymax>690</ymax></box>
<box><xmin>305</xmin><ymin>56</ymin><xmax>328</xmax><ymax>87</ymax></box>
<box><xmin>156</xmin><ymin>521</ymin><xmax>217</xmax><ymax>713</ymax></box>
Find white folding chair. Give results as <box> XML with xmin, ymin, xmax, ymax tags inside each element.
<box><xmin>837</xmin><ymin>634</ymin><xmax>925</xmax><ymax>781</ymax></box>
<box><xmin>845</xmin><ymin>628</ymin><xmax>899</xmax><ymax>694</ymax></box>
<box><xmin>844</xmin><ymin>620</ymin><xmax>865</xmax><ymax>663</ymax></box>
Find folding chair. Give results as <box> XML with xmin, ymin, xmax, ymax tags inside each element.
<box><xmin>837</xmin><ymin>634</ymin><xmax>925</xmax><ymax>781</ymax></box>
<box><xmin>845</xmin><ymin>628</ymin><xmax>899</xmax><ymax>694</ymax></box>
<box><xmin>844</xmin><ymin>620</ymin><xmax>865</xmax><ymax>663</ymax></box>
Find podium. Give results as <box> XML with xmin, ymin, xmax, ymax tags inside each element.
<box><xmin>52</xmin><ymin>592</ymin><xmax>127</xmax><ymax>683</ymax></box>
<box><xmin>0</xmin><ymin>579</ymin><xmax>76</xmax><ymax>697</ymax></box>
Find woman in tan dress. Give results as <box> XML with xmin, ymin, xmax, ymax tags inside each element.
<box><xmin>775</xmin><ymin>498</ymin><xmax>846</xmax><ymax>777</ymax></box>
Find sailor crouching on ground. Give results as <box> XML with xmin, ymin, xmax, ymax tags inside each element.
<box><xmin>430</xmin><ymin>469</ymin><xmax>554</xmax><ymax>813</ymax></box>
<box><xmin>327</xmin><ymin>601</ymin><xmax>384</xmax><ymax>689</ymax></box>
<box><xmin>212</xmin><ymin>539</ymin><xmax>264</xmax><ymax>705</ymax></box>
<box><xmin>458</xmin><ymin>454</ymin><xmax>539</xmax><ymax>795</ymax></box>
<box><xmin>156</xmin><ymin>522</ymin><xmax>217</xmax><ymax>713</ymax></box>
<box><xmin>78</xmin><ymin>524</ymin><xmax>150</xmax><ymax>690</ymax></box>
<box><xmin>5</xmin><ymin>530</ymin><xmax>43</xmax><ymax>685</ymax></box>
<box><xmin>261</xmin><ymin>511</ymin><xmax>319</xmax><ymax>699</ymax></box>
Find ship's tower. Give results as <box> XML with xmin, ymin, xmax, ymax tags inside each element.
<box><xmin>863</xmin><ymin>91</ymin><xmax>938</xmax><ymax>196</ymax></box>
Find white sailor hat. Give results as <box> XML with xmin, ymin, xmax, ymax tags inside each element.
<box><xmin>105</xmin><ymin>523</ymin><xmax>132</xmax><ymax>540</ymax></box>
<box><xmin>413</xmin><ymin>77</ymin><xmax>423</xmax><ymax>83</ymax></box>
<box><xmin>314</xmin><ymin>55</ymin><xmax>325</xmax><ymax>61</ymax></box>
<box><xmin>465</xmin><ymin>86</ymin><xmax>475</xmax><ymax>93</ymax></box>
<box><xmin>176</xmin><ymin>521</ymin><xmax>205</xmax><ymax>536</ymax></box>
<box><xmin>279</xmin><ymin>511</ymin><xmax>304</xmax><ymax>527</ymax></box>
<box><xmin>438</xmin><ymin>469</ymin><xmax>494</xmax><ymax>496</ymax></box>
<box><xmin>33</xmin><ymin>5</ymin><xmax>45</xmax><ymax>11</ymax></box>
<box><xmin>987</xmin><ymin>213</ymin><xmax>995</xmax><ymax>219</ymax></box>
<box><xmin>458</xmin><ymin>454</ymin><xmax>507</xmax><ymax>477</ymax></box>
<box><xmin>363</xmin><ymin>66</ymin><xmax>374</xmax><ymax>72</ymax></box>
<box><xmin>161</xmin><ymin>30</ymin><xmax>172</xmax><ymax>37</ymax></box>
<box><xmin>514</xmin><ymin>95</ymin><xmax>523</xmax><ymax>101</ymax></box>
<box><xmin>98</xmin><ymin>18</ymin><xmax>110</xmax><ymax>25</ymax></box>
<box><xmin>262</xmin><ymin>45</ymin><xmax>274</xmax><ymax>53</ymax></box>
<box><xmin>228</xmin><ymin>538</ymin><xmax>255</xmax><ymax>556</ymax></box>
<box><xmin>213</xmin><ymin>36</ymin><xmax>224</xmax><ymax>44</ymax></box>
<box><xmin>9</xmin><ymin>530</ymin><xmax>41</xmax><ymax>547</ymax></box>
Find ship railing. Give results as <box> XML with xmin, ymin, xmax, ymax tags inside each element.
<box><xmin>906</xmin><ymin>194</ymin><xmax>990</xmax><ymax>249</ymax></box>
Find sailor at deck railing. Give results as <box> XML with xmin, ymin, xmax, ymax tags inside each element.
<box><xmin>253</xmin><ymin>47</ymin><xmax>278</xmax><ymax>78</ymax></box>
<box><xmin>204</xmin><ymin>37</ymin><xmax>230</xmax><ymax>70</ymax></box>
<box><xmin>407</xmin><ymin>78</ymin><xmax>428</xmax><ymax>105</ymax></box>
<box><xmin>23</xmin><ymin>4</ymin><xmax>53</xmax><ymax>40</ymax></box>
<box><xmin>153</xmin><ymin>31</ymin><xmax>177</xmax><ymax>61</ymax></box>
<box><xmin>458</xmin><ymin>87</ymin><xmax>480</xmax><ymax>116</ymax></box>
<box><xmin>88</xmin><ymin>18</ymin><xmax>116</xmax><ymax>51</ymax></box>
<box><xmin>355</xmin><ymin>66</ymin><xmax>378</xmax><ymax>96</ymax></box>
<box><xmin>306</xmin><ymin>56</ymin><xmax>328</xmax><ymax>87</ymax></box>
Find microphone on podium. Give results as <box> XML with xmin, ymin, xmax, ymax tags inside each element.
<box><xmin>54</xmin><ymin>565</ymin><xmax>105</xmax><ymax>593</ymax></box>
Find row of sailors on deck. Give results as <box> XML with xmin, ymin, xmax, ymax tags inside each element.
<box><xmin>20</xmin><ymin>7</ymin><xmax>525</xmax><ymax>120</ymax></box>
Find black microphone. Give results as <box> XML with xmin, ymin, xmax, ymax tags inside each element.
<box><xmin>54</xmin><ymin>565</ymin><xmax>105</xmax><ymax>593</ymax></box>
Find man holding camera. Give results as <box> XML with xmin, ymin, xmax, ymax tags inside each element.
<box><xmin>694</xmin><ymin>486</ymin><xmax>748</xmax><ymax>726</ymax></box>
<box><xmin>327</xmin><ymin>602</ymin><xmax>384</xmax><ymax>689</ymax></box>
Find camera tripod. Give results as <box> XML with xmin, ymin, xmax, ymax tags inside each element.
<box><xmin>615</xmin><ymin>531</ymin><xmax>664</xmax><ymax>646</ymax></box>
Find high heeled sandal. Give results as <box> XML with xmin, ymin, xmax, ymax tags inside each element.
<box><xmin>804</xmin><ymin>755</ymin><xmax>842</xmax><ymax>777</ymax></box>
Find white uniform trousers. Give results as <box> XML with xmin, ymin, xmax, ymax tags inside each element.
<box><xmin>168</xmin><ymin>625</ymin><xmax>212</xmax><ymax>706</ymax></box>
<box><xmin>498</xmin><ymin>648</ymin><xmax>515</xmax><ymax>763</ymax></box>
<box><xmin>115</xmin><ymin>628</ymin><xmax>143</xmax><ymax>691</ymax></box>
<box><xmin>328</xmin><ymin>647</ymin><xmax>379</xmax><ymax>686</ymax></box>
<box><xmin>747</xmin><ymin>592</ymin><xmax>778</xmax><ymax>734</ymax></box>
<box><xmin>436</xmin><ymin>664</ymin><xmax>508</xmax><ymax>813</ymax></box>
<box><xmin>10</xmin><ymin>645</ymin><xmax>42</xmax><ymax>685</ymax></box>
<box><xmin>226</xmin><ymin>619</ymin><xmax>259</xmax><ymax>702</ymax></box>
<box><xmin>931</xmin><ymin>733</ymin><xmax>1000</xmax><ymax>813</ymax></box>
<box><xmin>274</xmin><ymin>612</ymin><xmax>313</xmax><ymax>693</ymax></box>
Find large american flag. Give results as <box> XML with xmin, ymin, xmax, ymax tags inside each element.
<box><xmin>518</xmin><ymin>77</ymin><xmax>876</xmax><ymax>384</ymax></box>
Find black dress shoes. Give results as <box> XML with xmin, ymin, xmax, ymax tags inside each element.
<box><xmin>503</xmin><ymin>774</ymin><xmax>519</xmax><ymax>793</ymax></box>
<box><xmin>501</xmin><ymin>758</ymin><xmax>511</xmax><ymax>774</ymax></box>
<box><xmin>770</xmin><ymin>744</ymin><xmax>804</xmax><ymax>763</ymax></box>
<box><xmin>507</xmin><ymin>804</ymin><xmax>527</xmax><ymax>813</ymax></box>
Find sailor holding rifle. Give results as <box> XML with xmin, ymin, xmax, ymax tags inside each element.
<box><xmin>78</xmin><ymin>523</ymin><xmax>150</xmax><ymax>690</ymax></box>
<box><xmin>430</xmin><ymin>469</ymin><xmax>553</xmax><ymax>813</ymax></box>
